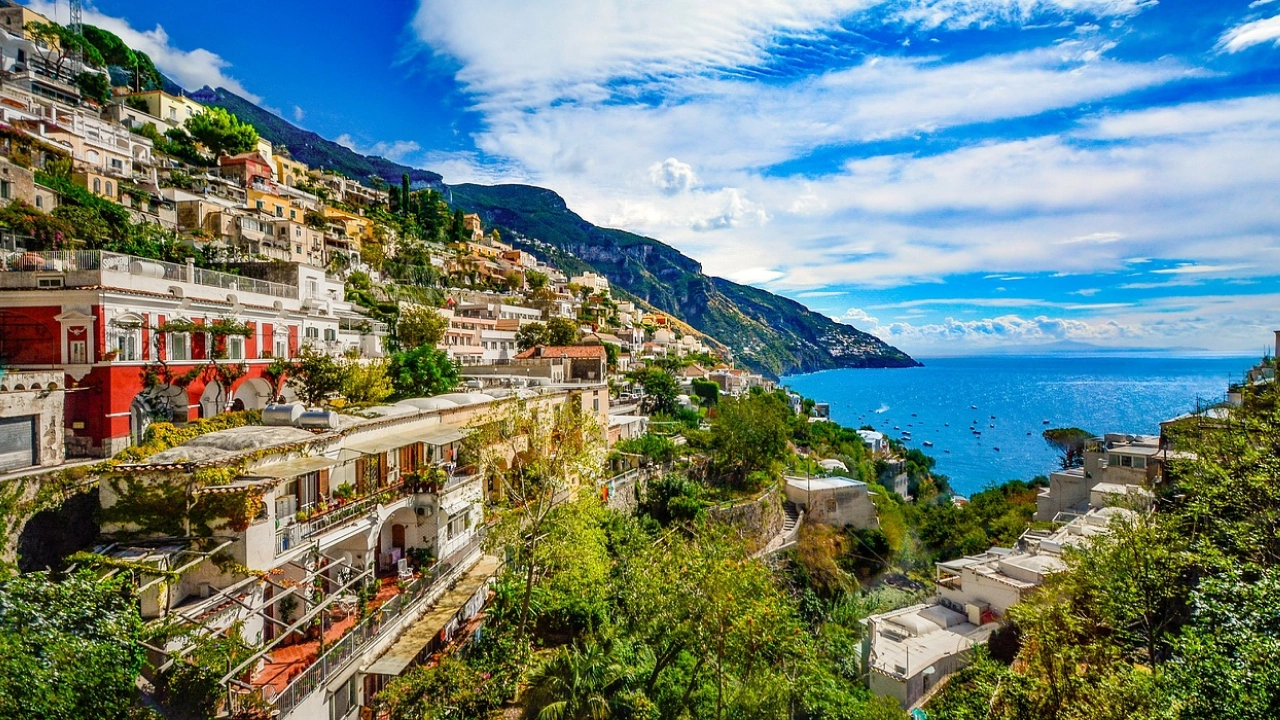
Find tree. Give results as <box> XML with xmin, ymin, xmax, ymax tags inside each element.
<box><xmin>388</xmin><ymin>345</ymin><xmax>458</xmax><ymax>398</ymax></box>
<box><xmin>691</xmin><ymin>378</ymin><xmax>719</xmax><ymax>407</ymax></box>
<box><xmin>25</xmin><ymin>22</ymin><xmax>105</xmax><ymax>79</ymax></box>
<box><xmin>527</xmin><ymin>270</ymin><xmax>550</xmax><ymax>291</ymax></box>
<box><xmin>546</xmin><ymin>317</ymin><xmax>579</xmax><ymax>346</ymax></box>
<box><xmin>1043</xmin><ymin>427</ymin><xmax>1093</xmax><ymax>469</ymax></box>
<box><xmin>518</xmin><ymin>322</ymin><xmax>548</xmax><ymax>351</ymax></box>
<box><xmin>526</xmin><ymin>642</ymin><xmax>630</xmax><ymax>720</ymax></box>
<box><xmin>400</xmin><ymin>174</ymin><xmax>411</xmax><ymax>217</ymax></box>
<box><xmin>340</xmin><ymin>359</ymin><xmax>393</xmax><ymax>405</ymax></box>
<box><xmin>635</xmin><ymin>368</ymin><xmax>680</xmax><ymax>416</ymax></box>
<box><xmin>74</xmin><ymin>71</ymin><xmax>110</xmax><ymax>104</ymax></box>
<box><xmin>0</xmin><ymin>571</ymin><xmax>145</xmax><ymax>720</ymax></box>
<box><xmin>601</xmin><ymin>341</ymin><xmax>618</xmax><ymax>371</ymax></box>
<box><xmin>470</xmin><ymin>400</ymin><xmax>604</xmax><ymax>639</ymax></box>
<box><xmin>286</xmin><ymin>345</ymin><xmax>346</xmax><ymax>406</ymax></box>
<box><xmin>710</xmin><ymin>391</ymin><xmax>792</xmax><ymax>486</ymax></box>
<box><xmin>394</xmin><ymin>304</ymin><xmax>448</xmax><ymax>349</ymax></box>
<box><xmin>184</xmin><ymin>107</ymin><xmax>259</xmax><ymax>157</ymax></box>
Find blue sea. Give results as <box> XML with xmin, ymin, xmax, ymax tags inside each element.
<box><xmin>782</xmin><ymin>355</ymin><xmax>1253</xmax><ymax>497</ymax></box>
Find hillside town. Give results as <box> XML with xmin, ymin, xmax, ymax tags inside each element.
<box><xmin>0</xmin><ymin>5</ymin><xmax>1277</xmax><ymax>720</ymax></box>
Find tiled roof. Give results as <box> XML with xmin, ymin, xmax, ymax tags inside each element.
<box><xmin>514</xmin><ymin>345</ymin><xmax>606</xmax><ymax>360</ymax></box>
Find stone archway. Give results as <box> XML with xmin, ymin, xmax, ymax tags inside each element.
<box><xmin>199</xmin><ymin>380</ymin><xmax>228</xmax><ymax>419</ymax></box>
<box><xmin>231</xmin><ymin>377</ymin><xmax>273</xmax><ymax>411</ymax></box>
<box><xmin>131</xmin><ymin>384</ymin><xmax>189</xmax><ymax>442</ymax></box>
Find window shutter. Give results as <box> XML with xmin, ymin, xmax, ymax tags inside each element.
<box><xmin>356</xmin><ymin>457</ymin><xmax>368</xmax><ymax>494</ymax></box>
<box><xmin>318</xmin><ymin>468</ymin><xmax>330</xmax><ymax>497</ymax></box>
<box><xmin>378</xmin><ymin>452</ymin><xmax>389</xmax><ymax>486</ymax></box>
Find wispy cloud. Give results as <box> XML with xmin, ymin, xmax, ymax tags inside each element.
<box><xmin>1219</xmin><ymin>13</ymin><xmax>1280</xmax><ymax>53</ymax></box>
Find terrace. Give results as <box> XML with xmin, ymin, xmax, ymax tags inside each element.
<box><xmin>0</xmin><ymin>249</ymin><xmax>298</xmax><ymax>300</ymax></box>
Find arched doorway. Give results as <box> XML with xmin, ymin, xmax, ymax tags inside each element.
<box><xmin>199</xmin><ymin>381</ymin><xmax>228</xmax><ymax>419</ymax></box>
<box><xmin>130</xmin><ymin>385</ymin><xmax>188</xmax><ymax>444</ymax></box>
<box><xmin>231</xmin><ymin>377</ymin><xmax>273</xmax><ymax>411</ymax></box>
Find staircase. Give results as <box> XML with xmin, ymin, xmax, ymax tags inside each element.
<box><xmin>782</xmin><ymin>501</ymin><xmax>801</xmax><ymax>534</ymax></box>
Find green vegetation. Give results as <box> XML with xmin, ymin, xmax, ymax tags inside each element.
<box><xmin>387</xmin><ymin>345</ymin><xmax>459</xmax><ymax>398</ymax></box>
<box><xmin>928</xmin><ymin>378</ymin><xmax>1280</xmax><ymax>719</ymax></box>
<box><xmin>183</xmin><ymin>106</ymin><xmax>259</xmax><ymax>157</ymax></box>
<box><xmin>0</xmin><ymin>571</ymin><xmax>145</xmax><ymax>720</ymax></box>
<box><xmin>517</xmin><ymin>318</ymin><xmax>580</xmax><ymax>350</ymax></box>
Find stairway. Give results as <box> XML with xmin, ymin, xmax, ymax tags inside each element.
<box><xmin>782</xmin><ymin>501</ymin><xmax>800</xmax><ymax>534</ymax></box>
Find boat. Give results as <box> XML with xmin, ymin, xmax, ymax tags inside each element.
<box><xmin>1042</xmin><ymin>419</ymin><xmax>1050</xmax><ymax>424</ymax></box>
<box><xmin>972</xmin><ymin>430</ymin><xmax>981</xmax><ymax>435</ymax></box>
<box><xmin>893</xmin><ymin>426</ymin><xmax>900</xmax><ymax>430</ymax></box>
<box><xmin>993</xmin><ymin>447</ymin><xmax>1000</xmax><ymax>452</ymax></box>
<box><xmin>944</xmin><ymin>449</ymin><xmax>951</xmax><ymax>453</ymax></box>
<box><xmin>922</xmin><ymin>441</ymin><xmax>933</xmax><ymax>447</ymax></box>
<box><xmin>971</xmin><ymin>405</ymin><xmax>977</xmax><ymax>409</ymax></box>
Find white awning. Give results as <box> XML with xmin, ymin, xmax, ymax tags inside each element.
<box><xmin>243</xmin><ymin>456</ymin><xmax>337</xmax><ymax>479</ymax></box>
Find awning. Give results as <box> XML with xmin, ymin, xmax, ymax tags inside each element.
<box><xmin>243</xmin><ymin>456</ymin><xmax>338</xmax><ymax>479</ymax></box>
<box><xmin>364</xmin><ymin>554</ymin><xmax>500</xmax><ymax>676</ymax></box>
<box><xmin>344</xmin><ymin>430</ymin><xmax>424</xmax><ymax>455</ymax></box>
<box><xmin>418</xmin><ymin>425</ymin><xmax>468</xmax><ymax>447</ymax></box>
<box><xmin>194</xmin><ymin>477</ymin><xmax>280</xmax><ymax>495</ymax></box>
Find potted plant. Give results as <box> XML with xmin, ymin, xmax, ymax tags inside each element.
<box><xmin>103</xmin><ymin>349</ymin><xmax>120</xmax><ymax>361</ymax></box>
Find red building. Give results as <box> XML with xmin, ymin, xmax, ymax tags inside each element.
<box><xmin>218</xmin><ymin>151</ymin><xmax>274</xmax><ymax>189</ymax></box>
<box><xmin>0</xmin><ymin>250</ymin><xmax>385</xmax><ymax>457</ymax></box>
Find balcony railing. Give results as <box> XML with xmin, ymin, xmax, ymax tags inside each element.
<box><xmin>238</xmin><ymin>534</ymin><xmax>486</xmax><ymax>718</ymax></box>
<box><xmin>0</xmin><ymin>250</ymin><xmax>300</xmax><ymax>299</ymax></box>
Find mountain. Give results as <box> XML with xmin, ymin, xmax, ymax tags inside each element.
<box><xmin>200</xmin><ymin>88</ymin><xmax>918</xmax><ymax>377</ymax></box>
<box><xmin>195</xmin><ymin>87</ymin><xmax>442</xmax><ymax>187</ymax></box>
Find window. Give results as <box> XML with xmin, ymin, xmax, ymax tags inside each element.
<box><xmin>110</xmin><ymin>158</ymin><xmax>122</xmax><ymax>170</ymax></box>
<box><xmin>169</xmin><ymin>108</ymin><xmax>177</xmax><ymax>120</ymax></box>
<box><xmin>226</xmin><ymin>336</ymin><xmax>244</xmax><ymax>360</ymax></box>
<box><xmin>276</xmin><ymin>207</ymin><xmax>283</xmax><ymax>218</ymax></box>
<box><xmin>323</xmin><ymin>328</ymin><xmax>337</xmax><ymax>341</ymax></box>
<box><xmin>113</xmin><ymin>331</ymin><xmax>139</xmax><ymax>361</ymax></box>
<box><xmin>168</xmin><ymin>333</ymin><xmax>189</xmax><ymax>361</ymax></box>
<box><xmin>274</xmin><ymin>339</ymin><xmax>287</xmax><ymax>358</ymax></box>
<box><xmin>93</xmin><ymin>178</ymin><xmax>101</xmax><ymax>193</ymax></box>
<box><xmin>104</xmin><ymin>181</ymin><xmax>112</xmax><ymax>196</ymax></box>
<box><xmin>69</xmin><ymin>340</ymin><xmax>87</xmax><ymax>364</ymax></box>
<box><xmin>330</xmin><ymin>675</ymin><xmax>357</xmax><ymax>720</ymax></box>
<box><xmin>290</xmin><ymin>209</ymin><xmax>297</xmax><ymax>220</ymax></box>
<box><xmin>0</xmin><ymin>180</ymin><xmax>9</xmax><ymax>199</ymax></box>
<box><xmin>295</xmin><ymin>471</ymin><xmax>320</xmax><ymax>509</ymax></box>
<box><xmin>34</xmin><ymin>195</ymin><xmax>42</xmax><ymax>209</ymax></box>
<box><xmin>305</xmin><ymin>326</ymin><xmax>319</xmax><ymax>339</ymax></box>
<box><xmin>256</xmin><ymin>200</ymin><xmax>264</xmax><ymax>210</ymax></box>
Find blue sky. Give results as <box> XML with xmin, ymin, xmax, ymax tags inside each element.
<box><xmin>36</xmin><ymin>0</ymin><xmax>1280</xmax><ymax>356</ymax></box>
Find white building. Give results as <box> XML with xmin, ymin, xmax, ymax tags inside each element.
<box><xmin>784</xmin><ymin>475</ymin><xmax>878</xmax><ymax>530</ymax></box>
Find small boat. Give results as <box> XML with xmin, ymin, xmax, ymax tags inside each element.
<box><xmin>989</xmin><ymin>424</ymin><xmax>995</xmax><ymax>429</ymax></box>
<box><xmin>972</xmin><ymin>430</ymin><xmax>981</xmax><ymax>435</ymax></box>
<box><xmin>990</xmin><ymin>415</ymin><xmax>996</xmax><ymax>419</ymax></box>
<box><xmin>1042</xmin><ymin>419</ymin><xmax>1050</xmax><ymax>424</ymax></box>
<box><xmin>993</xmin><ymin>447</ymin><xmax>1000</xmax><ymax>452</ymax></box>
<box><xmin>944</xmin><ymin>423</ymin><xmax>949</xmax><ymax>427</ymax></box>
<box><xmin>944</xmin><ymin>449</ymin><xmax>951</xmax><ymax>454</ymax></box>
<box><xmin>912</xmin><ymin>413</ymin><xmax>917</xmax><ymax>417</ymax></box>
<box><xmin>893</xmin><ymin>426</ymin><xmax>900</xmax><ymax>430</ymax></box>
<box><xmin>922</xmin><ymin>441</ymin><xmax>933</xmax><ymax>447</ymax></box>
<box><xmin>971</xmin><ymin>405</ymin><xmax>977</xmax><ymax>409</ymax></box>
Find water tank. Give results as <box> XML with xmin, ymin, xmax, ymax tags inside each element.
<box><xmin>129</xmin><ymin>260</ymin><xmax>166</xmax><ymax>279</ymax></box>
<box><xmin>262</xmin><ymin>404</ymin><xmax>304</xmax><ymax>426</ymax></box>
<box><xmin>297</xmin><ymin>410</ymin><xmax>338</xmax><ymax>430</ymax></box>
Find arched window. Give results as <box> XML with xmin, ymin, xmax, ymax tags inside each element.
<box><xmin>105</xmin><ymin>181</ymin><xmax>113</xmax><ymax>196</ymax></box>
<box><xmin>93</xmin><ymin>178</ymin><xmax>100</xmax><ymax>193</ymax></box>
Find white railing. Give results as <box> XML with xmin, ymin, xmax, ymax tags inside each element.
<box><xmin>0</xmin><ymin>250</ymin><xmax>299</xmax><ymax>299</ymax></box>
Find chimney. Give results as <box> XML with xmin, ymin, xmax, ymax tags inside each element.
<box><xmin>1274</xmin><ymin>330</ymin><xmax>1280</xmax><ymax>360</ymax></box>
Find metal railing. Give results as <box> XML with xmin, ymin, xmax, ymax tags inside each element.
<box><xmin>264</xmin><ymin>535</ymin><xmax>486</xmax><ymax>717</ymax></box>
<box><xmin>298</xmin><ymin>483</ymin><xmax>413</xmax><ymax>540</ymax></box>
<box><xmin>1</xmin><ymin>250</ymin><xmax>300</xmax><ymax>299</ymax></box>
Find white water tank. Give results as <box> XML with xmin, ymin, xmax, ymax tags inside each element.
<box><xmin>262</xmin><ymin>404</ymin><xmax>304</xmax><ymax>426</ymax></box>
<box><xmin>129</xmin><ymin>260</ymin><xmax>166</xmax><ymax>278</ymax></box>
<box><xmin>297</xmin><ymin>410</ymin><xmax>338</xmax><ymax>430</ymax></box>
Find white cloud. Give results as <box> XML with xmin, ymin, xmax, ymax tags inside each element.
<box><xmin>1151</xmin><ymin>263</ymin><xmax>1254</xmax><ymax>275</ymax></box>
<box><xmin>292</xmin><ymin>106</ymin><xmax>306</xmax><ymax>122</ymax></box>
<box><xmin>842</xmin><ymin>307</ymin><xmax>881</xmax><ymax>326</ymax></box>
<box><xmin>725</xmin><ymin>266</ymin><xmax>786</xmax><ymax>284</ymax></box>
<box><xmin>1219</xmin><ymin>13</ymin><xmax>1280</xmax><ymax>53</ymax></box>
<box><xmin>649</xmin><ymin>158</ymin><xmax>700</xmax><ymax>195</ymax></box>
<box><xmin>26</xmin><ymin>1</ymin><xmax>261</xmax><ymax>102</ymax></box>
<box><xmin>690</xmin><ymin>188</ymin><xmax>769</xmax><ymax>231</ymax></box>
<box><xmin>335</xmin><ymin>134</ymin><xmax>423</xmax><ymax>164</ymax></box>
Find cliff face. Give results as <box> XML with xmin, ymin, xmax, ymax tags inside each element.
<box><xmin>203</xmin><ymin>89</ymin><xmax>919</xmax><ymax>378</ymax></box>
<box><xmin>448</xmin><ymin>184</ymin><xmax>920</xmax><ymax>377</ymax></box>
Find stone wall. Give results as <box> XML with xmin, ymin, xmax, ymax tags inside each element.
<box><xmin>707</xmin><ymin>485</ymin><xmax>785</xmax><ymax>554</ymax></box>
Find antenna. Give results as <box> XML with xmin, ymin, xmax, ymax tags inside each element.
<box><xmin>68</xmin><ymin>0</ymin><xmax>84</xmax><ymax>75</ymax></box>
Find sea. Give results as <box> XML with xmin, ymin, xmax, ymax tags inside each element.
<box><xmin>782</xmin><ymin>354</ymin><xmax>1253</xmax><ymax>498</ymax></box>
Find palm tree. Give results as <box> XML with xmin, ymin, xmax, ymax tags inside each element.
<box><xmin>527</xmin><ymin>642</ymin><xmax>630</xmax><ymax>720</ymax></box>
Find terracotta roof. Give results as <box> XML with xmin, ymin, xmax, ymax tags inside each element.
<box><xmin>514</xmin><ymin>345</ymin><xmax>606</xmax><ymax>360</ymax></box>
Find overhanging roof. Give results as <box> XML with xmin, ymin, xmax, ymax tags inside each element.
<box><xmin>243</xmin><ymin>455</ymin><xmax>338</xmax><ymax>479</ymax></box>
<box><xmin>364</xmin><ymin>554</ymin><xmax>499</xmax><ymax>676</ymax></box>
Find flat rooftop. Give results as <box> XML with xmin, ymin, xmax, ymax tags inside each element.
<box><xmin>869</xmin><ymin>603</ymin><xmax>995</xmax><ymax>679</ymax></box>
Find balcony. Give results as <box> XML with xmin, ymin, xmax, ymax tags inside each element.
<box><xmin>230</xmin><ymin>534</ymin><xmax>486</xmax><ymax>718</ymax></box>
<box><xmin>274</xmin><ymin>482</ymin><xmax>418</xmax><ymax>557</ymax></box>
<box><xmin>0</xmin><ymin>250</ymin><xmax>299</xmax><ymax>300</ymax></box>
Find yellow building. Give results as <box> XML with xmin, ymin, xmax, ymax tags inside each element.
<box><xmin>247</xmin><ymin>188</ymin><xmax>305</xmax><ymax>222</ymax></box>
<box><xmin>323</xmin><ymin>206</ymin><xmax>373</xmax><ymax>249</ymax></box>
<box><xmin>274</xmin><ymin>155</ymin><xmax>310</xmax><ymax>188</ymax></box>
<box><xmin>0</xmin><ymin>6</ymin><xmax>53</xmax><ymax>38</ymax></box>
<box><xmin>72</xmin><ymin>170</ymin><xmax>119</xmax><ymax>202</ymax></box>
<box><xmin>127</xmin><ymin>90</ymin><xmax>205</xmax><ymax>130</ymax></box>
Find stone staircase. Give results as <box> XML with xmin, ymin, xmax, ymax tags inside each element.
<box><xmin>782</xmin><ymin>501</ymin><xmax>801</xmax><ymax>534</ymax></box>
